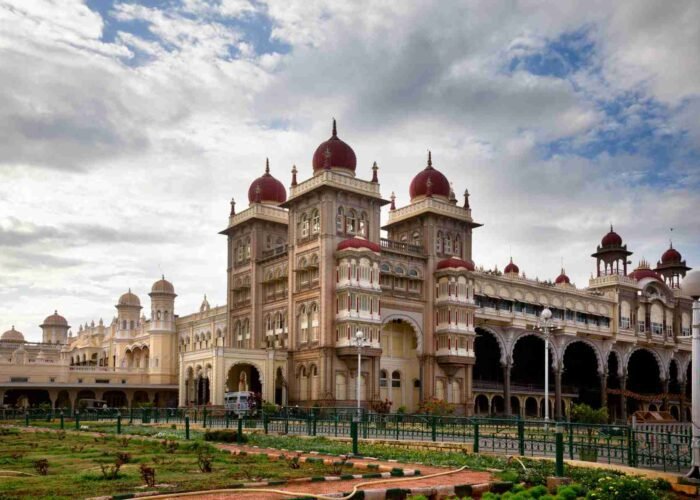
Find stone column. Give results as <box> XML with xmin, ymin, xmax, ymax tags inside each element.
<box><xmin>465</xmin><ymin>364</ymin><xmax>473</xmax><ymax>416</ymax></box>
<box><xmin>661</xmin><ymin>378</ymin><xmax>669</xmax><ymax>411</ymax></box>
<box><xmin>680</xmin><ymin>381</ymin><xmax>687</xmax><ymax>422</ymax></box>
<box><xmin>600</xmin><ymin>370</ymin><xmax>608</xmax><ymax>411</ymax></box>
<box><xmin>555</xmin><ymin>367</ymin><xmax>563</xmax><ymax>420</ymax></box>
<box><xmin>503</xmin><ymin>362</ymin><xmax>512</xmax><ymax>416</ymax></box>
<box><xmin>620</xmin><ymin>373</ymin><xmax>628</xmax><ymax>422</ymax></box>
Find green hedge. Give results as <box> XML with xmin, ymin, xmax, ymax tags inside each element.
<box><xmin>203</xmin><ymin>429</ymin><xmax>247</xmax><ymax>443</ymax></box>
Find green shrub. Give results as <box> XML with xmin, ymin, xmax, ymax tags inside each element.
<box><xmin>585</xmin><ymin>475</ymin><xmax>665</xmax><ymax>500</ymax></box>
<box><xmin>204</xmin><ymin>429</ymin><xmax>247</xmax><ymax>443</ymax></box>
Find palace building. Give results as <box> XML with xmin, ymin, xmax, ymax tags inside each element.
<box><xmin>1</xmin><ymin>121</ymin><xmax>695</xmax><ymax>421</ymax></box>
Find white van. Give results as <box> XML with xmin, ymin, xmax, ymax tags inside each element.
<box><xmin>224</xmin><ymin>391</ymin><xmax>256</xmax><ymax>415</ymax></box>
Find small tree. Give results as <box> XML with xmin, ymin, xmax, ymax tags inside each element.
<box><xmin>570</xmin><ymin>403</ymin><xmax>608</xmax><ymax>461</ymax></box>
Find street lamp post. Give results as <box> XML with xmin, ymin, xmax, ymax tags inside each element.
<box><xmin>354</xmin><ymin>330</ymin><xmax>367</xmax><ymax>420</ymax></box>
<box><xmin>681</xmin><ymin>270</ymin><xmax>700</xmax><ymax>479</ymax></box>
<box><xmin>537</xmin><ymin>307</ymin><xmax>555</xmax><ymax>422</ymax></box>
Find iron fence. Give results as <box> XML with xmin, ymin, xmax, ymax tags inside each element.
<box><xmin>1</xmin><ymin>406</ymin><xmax>691</xmax><ymax>472</ymax></box>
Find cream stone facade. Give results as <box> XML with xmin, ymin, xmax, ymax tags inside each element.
<box><xmin>1</xmin><ymin>122</ymin><xmax>695</xmax><ymax>421</ymax></box>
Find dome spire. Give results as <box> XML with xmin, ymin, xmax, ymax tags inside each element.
<box><xmin>427</xmin><ymin>150</ymin><xmax>433</xmax><ymax>169</ymax></box>
<box><xmin>265</xmin><ymin>157</ymin><xmax>270</xmax><ymax>175</ymax></box>
<box><xmin>332</xmin><ymin>118</ymin><xmax>337</xmax><ymax>137</ymax></box>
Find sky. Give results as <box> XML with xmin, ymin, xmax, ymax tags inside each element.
<box><xmin>0</xmin><ymin>0</ymin><xmax>699</xmax><ymax>342</ymax></box>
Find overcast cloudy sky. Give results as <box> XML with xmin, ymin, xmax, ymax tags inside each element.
<box><xmin>1</xmin><ymin>0</ymin><xmax>699</xmax><ymax>342</ymax></box>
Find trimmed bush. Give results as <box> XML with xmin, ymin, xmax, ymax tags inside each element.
<box><xmin>204</xmin><ymin>429</ymin><xmax>247</xmax><ymax>443</ymax></box>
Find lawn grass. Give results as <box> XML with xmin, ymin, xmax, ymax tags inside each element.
<box><xmin>0</xmin><ymin>428</ymin><xmax>337</xmax><ymax>499</ymax></box>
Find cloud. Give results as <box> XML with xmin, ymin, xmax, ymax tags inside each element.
<box><xmin>0</xmin><ymin>0</ymin><xmax>698</xmax><ymax>341</ymax></box>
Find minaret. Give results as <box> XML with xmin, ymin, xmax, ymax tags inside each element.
<box><xmin>148</xmin><ymin>276</ymin><xmax>177</xmax><ymax>383</ymax></box>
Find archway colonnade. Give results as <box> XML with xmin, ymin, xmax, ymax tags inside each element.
<box><xmin>0</xmin><ymin>387</ymin><xmax>176</xmax><ymax>409</ymax></box>
<box><xmin>473</xmin><ymin>326</ymin><xmax>691</xmax><ymax>421</ymax></box>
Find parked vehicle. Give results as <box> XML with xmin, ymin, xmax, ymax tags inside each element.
<box><xmin>223</xmin><ymin>391</ymin><xmax>257</xmax><ymax>415</ymax></box>
<box><xmin>76</xmin><ymin>398</ymin><xmax>108</xmax><ymax>410</ymax></box>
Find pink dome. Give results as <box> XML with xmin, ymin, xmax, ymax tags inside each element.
<box><xmin>337</xmin><ymin>237</ymin><xmax>381</xmax><ymax>253</ymax></box>
<box><xmin>248</xmin><ymin>160</ymin><xmax>287</xmax><ymax>205</ymax></box>
<box><xmin>408</xmin><ymin>151</ymin><xmax>450</xmax><ymax>201</ymax></box>
<box><xmin>312</xmin><ymin>119</ymin><xmax>356</xmax><ymax>173</ymax></box>
<box><xmin>436</xmin><ymin>257</ymin><xmax>475</xmax><ymax>271</ymax></box>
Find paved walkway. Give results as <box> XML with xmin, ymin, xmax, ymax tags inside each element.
<box><xmin>184</xmin><ymin>442</ymin><xmax>493</xmax><ymax>499</ymax></box>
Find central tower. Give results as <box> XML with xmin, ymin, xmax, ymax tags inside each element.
<box><xmin>281</xmin><ymin>120</ymin><xmax>389</xmax><ymax>404</ymax></box>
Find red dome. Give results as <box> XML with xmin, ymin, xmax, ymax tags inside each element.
<box><xmin>601</xmin><ymin>226</ymin><xmax>623</xmax><ymax>247</ymax></box>
<box><xmin>436</xmin><ymin>257</ymin><xmax>475</xmax><ymax>271</ymax></box>
<box><xmin>504</xmin><ymin>258</ymin><xmax>519</xmax><ymax>274</ymax></box>
<box><xmin>248</xmin><ymin>160</ymin><xmax>287</xmax><ymax>205</ymax></box>
<box><xmin>628</xmin><ymin>260</ymin><xmax>661</xmax><ymax>281</ymax></box>
<box><xmin>628</xmin><ymin>268</ymin><xmax>662</xmax><ymax>281</ymax></box>
<box><xmin>409</xmin><ymin>151</ymin><xmax>450</xmax><ymax>200</ymax></box>
<box><xmin>555</xmin><ymin>271</ymin><xmax>570</xmax><ymax>284</ymax></box>
<box><xmin>312</xmin><ymin>120</ymin><xmax>356</xmax><ymax>173</ymax></box>
<box><xmin>337</xmin><ymin>237</ymin><xmax>381</xmax><ymax>253</ymax></box>
<box><xmin>661</xmin><ymin>246</ymin><xmax>682</xmax><ymax>264</ymax></box>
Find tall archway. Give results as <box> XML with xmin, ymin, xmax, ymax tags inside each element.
<box><xmin>103</xmin><ymin>390</ymin><xmax>127</xmax><ymax>408</ymax></box>
<box><xmin>562</xmin><ymin>341</ymin><xmax>601</xmax><ymax>408</ymax></box>
<box><xmin>474</xmin><ymin>394</ymin><xmax>489</xmax><ymax>415</ymax></box>
<box><xmin>511</xmin><ymin>334</ymin><xmax>555</xmax><ymax>391</ymax></box>
<box><xmin>473</xmin><ymin>327</ymin><xmax>504</xmax><ymax>386</ymax></box>
<box><xmin>227</xmin><ymin>363</ymin><xmax>262</xmax><ymax>395</ymax></box>
<box><xmin>627</xmin><ymin>348</ymin><xmax>662</xmax><ymax>415</ymax></box>
<box><xmin>380</xmin><ymin>318</ymin><xmax>421</xmax><ymax>411</ymax></box>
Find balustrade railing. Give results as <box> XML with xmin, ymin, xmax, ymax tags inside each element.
<box><xmin>380</xmin><ymin>238</ymin><xmax>424</xmax><ymax>255</ymax></box>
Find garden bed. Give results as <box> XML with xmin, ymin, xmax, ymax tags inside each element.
<box><xmin>0</xmin><ymin>428</ymin><xmax>343</xmax><ymax>499</ymax></box>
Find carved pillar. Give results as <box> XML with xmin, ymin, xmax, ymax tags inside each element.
<box><xmin>465</xmin><ymin>364</ymin><xmax>473</xmax><ymax>416</ymax></box>
<box><xmin>680</xmin><ymin>381</ymin><xmax>687</xmax><ymax>422</ymax></box>
<box><xmin>503</xmin><ymin>362</ymin><xmax>512</xmax><ymax>416</ymax></box>
<box><xmin>620</xmin><ymin>373</ymin><xmax>628</xmax><ymax>422</ymax></box>
<box><xmin>661</xmin><ymin>378</ymin><xmax>669</xmax><ymax>411</ymax></box>
<box><xmin>600</xmin><ymin>370</ymin><xmax>608</xmax><ymax>411</ymax></box>
<box><xmin>555</xmin><ymin>367</ymin><xmax>563</xmax><ymax>420</ymax></box>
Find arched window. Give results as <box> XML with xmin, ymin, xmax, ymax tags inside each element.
<box><xmin>311</xmin><ymin>209</ymin><xmax>320</xmax><ymax>234</ymax></box>
<box><xmin>299</xmin><ymin>213</ymin><xmax>309</xmax><ymax>238</ymax></box>
<box><xmin>310</xmin><ymin>254</ymin><xmax>319</xmax><ymax>282</ymax></box>
<box><xmin>454</xmin><ymin>236</ymin><xmax>461</xmax><ymax>257</ymax></box>
<box><xmin>444</xmin><ymin>234</ymin><xmax>452</xmax><ymax>255</ymax></box>
<box><xmin>359</xmin><ymin>212</ymin><xmax>368</xmax><ymax>236</ymax></box>
<box><xmin>266</xmin><ymin>235</ymin><xmax>272</xmax><ymax>249</ymax></box>
<box><xmin>156</xmin><ymin>310</ymin><xmax>162</xmax><ymax>320</ymax></box>
<box><xmin>412</xmin><ymin>231</ymin><xmax>421</xmax><ymax>245</ymax></box>
<box><xmin>380</xmin><ymin>370</ymin><xmax>388</xmax><ymax>387</ymax></box>
<box><xmin>336</xmin><ymin>207</ymin><xmax>345</xmax><ymax>233</ymax></box>
<box><xmin>436</xmin><ymin>231</ymin><xmax>443</xmax><ymax>254</ymax></box>
<box><xmin>130</xmin><ymin>320</ymin><xmax>135</xmax><ymax>330</ymax></box>
<box><xmin>164</xmin><ymin>311</ymin><xmax>169</xmax><ymax>320</ymax></box>
<box><xmin>380</xmin><ymin>263</ymin><xmax>391</xmax><ymax>273</ymax></box>
<box><xmin>245</xmin><ymin>237</ymin><xmax>251</xmax><ymax>260</ymax></box>
<box><xmin>346</xmin><ymin>209</ymin><xmax>357</xmax><ymax>234</ymax></box>
<box><xmin>122</xmin><ymin>320</ymin><xmax>127</xmax><ymax>330</ymax></box>
<box><xmin>299</xmin><ymin>305</ymin><xmax>308</xmax><ymax>343</ymax></box>
<box><xmin>392</xmin><ymin>370</ymin><xmax>401</xmax><ymax>388</ymax></box>
<box><xmin>311</xmin><ymin>303</ymin><xmax>319</xmax><ymax>341</ymax></box>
